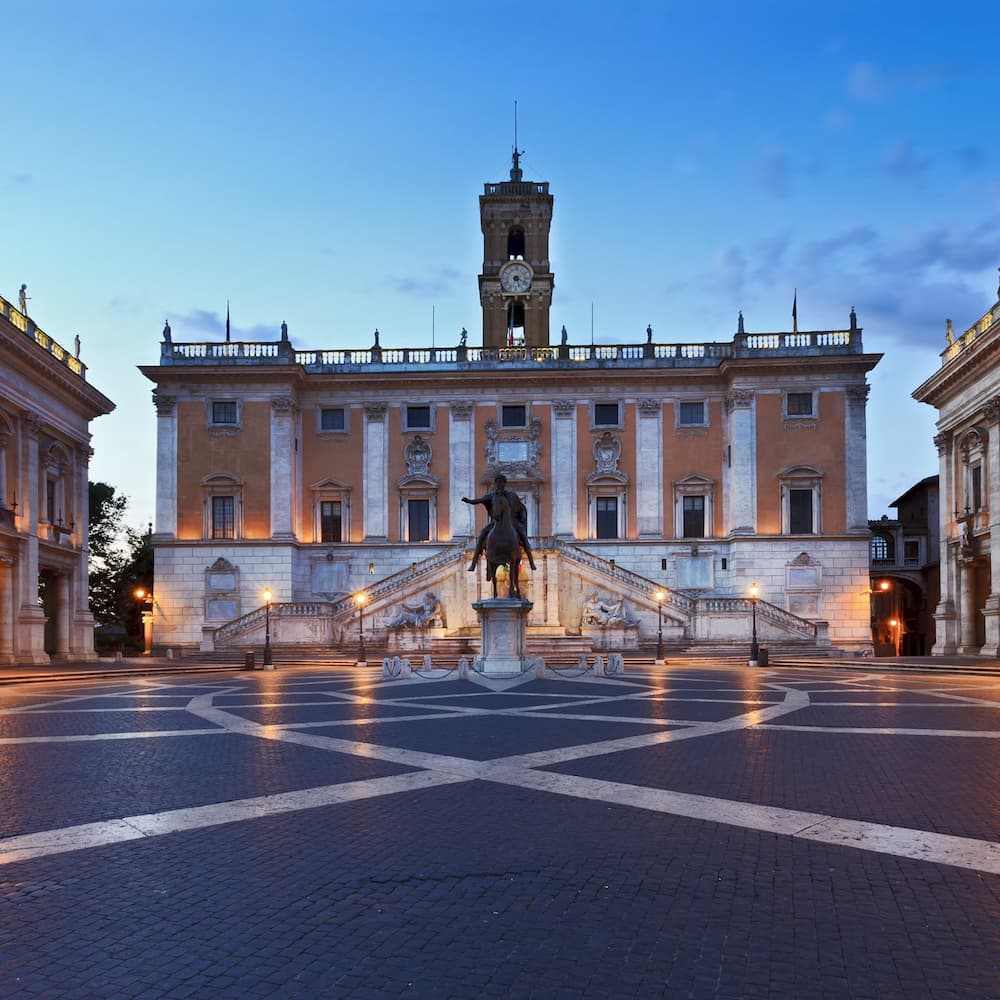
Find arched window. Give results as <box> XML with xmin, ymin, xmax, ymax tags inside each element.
<box><xmin>870</xmin><ymin>533</ymin><xmax>894</xmax><ymax>562</ymax></box>
<box><xmin>507</xmin><ymin>227</ymin><xmax>525</xmax><ymax>259</ymax></box>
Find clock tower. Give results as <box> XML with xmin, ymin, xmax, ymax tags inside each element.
<box><xmin>479</xmin><ymin>149</ymin><xmax>554</xmax><ymax>349</ymax></box>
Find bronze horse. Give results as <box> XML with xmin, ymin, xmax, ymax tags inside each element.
<box><xmin>484</xmin><ymin>492</ymin><xmax>523</xmax><ymax>599</ymax></box>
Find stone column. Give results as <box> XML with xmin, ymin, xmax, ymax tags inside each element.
<box><xmin>153</xmin><ymin>394</ymin><xmax>177</xmax><ymax>537</ymax></box>
<box><xmin>551</xmin><ymin>400</ymin><xmax>576</xmax><ymax>537</ymax></box>
<box><xmin>269</xmin><ymin>396</ymin><xmax>296</xmax><ymax>539</ymax></box>
<box><xmin>844</xmin><ymin>384</ymin><xmax>871</xmax><ymax>531</ymax></box>
<box><xmin>726</xmin><ymin>390</ymin><xmax>756</xmax><ymax>534</ymax></box>
<box><xmin>981</xmin><ymin>396</ymin><xmax>1000</xmax><ymax>654</ymax></box>
<box><xmin>959</xmin><ymin>561</ymin><xmax>978</xmax><ymax>653</ymax></box>
<box><xmin>363</xmin><ymin>402</ymin><xmax>388</xmax><ymax>540</ymax></box>
<box><xmin>636</xmin><ymin>400</ymin><xmax>662</xmax><ymax>536</ymax></box>
<box><xmin>0</xmin><ymin>556</ymin><xmax>13</xmax><ymax>663</ymax></box>
<box><xmin>449</xmin><ymin>402</ymin><xmax>474</xmax><ymax>539</ymax></box>
<box><xmin>19</xmin><ymin>412</ymin><xmax>47</xmax><ymax>663</ymax></box>
<box><xmin>72</xmin><ymin>445</ymin><xmax>97</xmax><ymax>659</ymax></box>
<box><xmin>931</xmin><ymin>430</ymin><xmax>958</xmax><ymax>654</ymax></box>
<box><xmin>55</xmin><ymin>572</ymin><xmax>70</xmax><ymax>659</ymax></box>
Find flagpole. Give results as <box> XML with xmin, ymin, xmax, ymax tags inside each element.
<box><xmin>792</xmin><ymin>289</ymin><xmax>798</xmax><ymax>334</ymax></box>
<box><xmin>226</xmin><ymin>301</ymin><xmax>231</xmax><ymax>343</ymax></box>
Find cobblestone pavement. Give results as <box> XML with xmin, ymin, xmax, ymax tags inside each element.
<box><xmin>0</xmin><ymin>661</ymin><xmax>997</xmax><ymax>998</ymax></box>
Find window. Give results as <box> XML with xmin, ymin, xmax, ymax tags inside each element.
<box><xmin>789</xmin><ymin>489</ymin><xmax>814</xmax><ymax>534</ymax></box>
<box><xmin>779</xmin><ymin>466</ymin><xmax>822</xmax><ymax>535</ymax></box>
<box><xmin>311</xmin><ymin>480</ymin><xmax>351</xmax><ymax>543</ymax></box>
<box><xmin>46</xmin><ymin>479</ymin><xmax>57</xmax><ymax>524</ymax></box>
<box><xmin>596</xmin><ymin>497</ymin><xmax>618</xmax><ymax>539</ymax></box>
<box><xmin>870</xmin><ymin>534</ymin><xmax>893</xmax><ymax>561</ymax></box>
<box><xmin>970</xmin><ymin>464</ymin><xmax>982</xmax><ymax>511</ymax></box>
<box><xmin>785</xmin><ymin>392</ymin><xmax>814</xmax><ymax>417</ymax></box>
<box><xmin>674</xmin><ymin>476</ymin><xmax>714</xmax><ymax>539</ymax></box>
<box><xmin>212</xmin><ymin>401</ymin><xmax>238</xmax><ymax>424</ymax></box>
<box><xmin>501</xmin><ymin>404</ymin><xmax>527</xmax><ymax>428</ymax></box>
<box><xmin>212</xmin><ymin>496</ymin><xmax>235</xmax><ymax>539</ymax></box>
<box><xmin>593</xmin><ymin>402</ymin><xmax>621</xmax><ymax>427</ymax></box>
<box><xmin>682</xmin><ymin>496</ymin><xmax>705</xmax><ymax>538</ymax></box>
<box><xmin>903</xmin><ymin>539</ymin><xmax>920</xmax><ymax>565</ymax></box>
<box><xmin>408</xmin><ymin>499</ymin><xmax>430</xmax><ymax>542</ymax></box>
<box><xmin>202</xmin><ymin>474</ymin><xmax>244</xmax><ymax>540</ymax></box>
<box><xmin>507</xmin><ymin>227</ymin><xmax>525</xmax><ymax>259</ymax></box>
<box><xmin>320</xmin><ymin>500</ymin><xmax>343</xmax><ymax>542</ymax></box>
<box><xmin>320</xmin><ymin>407</ymin><xmax>346</xmax><ymax>432</ymax></box>
<box><xmin>405</xmin><ymin>405</ymin><xmax>432</xmax><ymax>431</ymax></box>
<box><xmin>678</xmin><ymin>401</ymin><xmax>705</xmax><ymax>426</ymax></box>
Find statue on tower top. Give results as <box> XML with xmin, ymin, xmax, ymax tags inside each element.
<box><xmin>510</xmin><ymin>146</ymin><xmax>523</xmax><ymax>182</ymax></box>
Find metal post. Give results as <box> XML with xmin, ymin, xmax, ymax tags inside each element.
<box><xmin>263</xmin><ymin>589</ymin><xmax>273</xmax><ymax>668</ymax></box>
<box><xmin>356</xmin><ymin>592</ymin><xmax>367</xmax><ymax>666</ymax></box>
<box><xmin>654</xmin><ymin>589</ymin><xmax>666</xmax><ymax>665</ymax></box>
<box><xmin>749</xmin><ymin>582</ymin><xmax>759</xmax><ymax>665</ymax></box>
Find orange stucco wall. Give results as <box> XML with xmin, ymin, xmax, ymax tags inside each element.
<box><xmin>755</xmin><ymin>391</ymin><xmax>847</xmax><ymax>534</ymax></box>
<box><xmin>175</xmin><ymin>400</ymin><xmax>271</xmax><ymax>539</ymax></box>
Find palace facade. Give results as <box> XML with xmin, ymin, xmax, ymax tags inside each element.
<box><xmin>140</xmin><ymin>157</ymin><xmax>881</xmax><ymax>658</ymax></box>
<box><xmin>0</xmin><ymin>291</ymin><xmax>114</xmax><ymax>664</ymax></box>
<box><xmin>914</xmin><ymin>284</ymin><xmax>1000</xmax><ymax>656</ymax></box>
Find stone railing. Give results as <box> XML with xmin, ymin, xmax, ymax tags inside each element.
<box><xmin>942</xmin><ymin>305</ymin><xmax>1000</xmax><ymax>365</ymax></box>
<box><xmin>0</xmin><ymin>293</ymin><xmax>87</xmax><ymax>379</ymax></box>
<box><xmin>328</xmin><ymin>544</ymin><xmax>470</xmax><ymax>618</ymax></box>
<box><xmin>552</xmin><ymin>539</ymin><xmax>696</xmax><ymax>619</ymax></box>
<box><xmin>697</xmin><ymin>597</ymin><xmax>816</xmax><ymax>639</ymax></box>
<box><xmin>155</xmin><ymin>328</ymin><xmax>865</xmax><ymax>371</ymax></box>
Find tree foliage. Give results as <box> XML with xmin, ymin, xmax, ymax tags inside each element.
<box><xmin>88</xmin><ymin>482</ymin><xmax>153</xmax><ymax>633</ymax></box>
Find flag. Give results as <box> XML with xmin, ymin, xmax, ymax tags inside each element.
<box><xmin>226</xmin><ymin>302</ymin><xmax>231</xmax><ymax>342</ymax></box>
<box><xmin>792</xmin><ymin>289</ymin><xmax>798</xmax><ymax>333</ymax></box>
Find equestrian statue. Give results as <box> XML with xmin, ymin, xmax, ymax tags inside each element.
<box><xmin>463</xmin><ymin>473</ymin><xmax>537</xmax><ymax>599</ymax></box>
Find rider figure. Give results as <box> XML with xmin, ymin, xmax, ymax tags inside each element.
<box><xmin>462</xmin><ymin>473</ymin><xmax>537</xmax><ymax>572</ymax></box>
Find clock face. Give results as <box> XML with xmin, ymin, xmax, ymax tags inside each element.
<box><xmin>500</xmin><ymin>261</ymin><xmax>533</xmax><ymax>294</ymax></box>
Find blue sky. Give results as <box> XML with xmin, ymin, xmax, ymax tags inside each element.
<box><xmin>4</xmin><ymin>1</ymin><xmax>998</xmax><ymax>531</ymax></box>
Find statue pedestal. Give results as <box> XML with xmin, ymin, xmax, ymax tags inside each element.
<box><xmin>582</xmin><ymin>623</ymin><xmax>639</xmax><ymax>651</ymax></box>
<box><xmin>473</xmin><ymin>598</ymin><xmax>533</xmax><ymax>676</ymax></box>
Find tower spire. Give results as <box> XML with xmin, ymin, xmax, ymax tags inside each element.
<box><xmin>510</xmin><ymin>100</ymin><xmax>523</xmax><ymax>182</ymax></box>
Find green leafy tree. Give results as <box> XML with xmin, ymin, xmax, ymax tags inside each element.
<box><xmin>88</xmin><ymin>482</ymin><xmax>152</xmax><ymax>635</ymax></box>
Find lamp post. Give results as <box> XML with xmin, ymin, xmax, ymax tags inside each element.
<box><xmin>888</xmin><ymin>617</ymin><xmax>899</xmax><ymax>657</ymax></box>
<box><xmin>356</xmin><ymin>591</ymin><xmax>367</xmax><ymax>666</ymax></box>
<box><xmin>134</xmin><ymin>587</ymin><xmax>153</xmax><ymax>655</ymax></box>
<box><xmin>262</xmin><ymin>589</ymin><xmax>273</xmax><ymax>668</ymax></box>
<box><xmin>748</xmin><ymin>582</ymin><xmax>760</xmax><ymax>666</ymax></box>
<box><xmin>654</xmin><ymin>589</ymin><xmax>666</xmax><ymax>665</ymax></box>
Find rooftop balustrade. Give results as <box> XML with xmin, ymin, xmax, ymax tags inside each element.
<box><xmin>0</xmin><ymin>293</ymin><xmax>87</xmax><ymax>380</ymax></box>
<box><xmin>157</xmin><ymin>327</ymin><xmax>865</xmax><ymax>371</ymax></box>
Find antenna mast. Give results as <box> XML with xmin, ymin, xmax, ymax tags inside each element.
<box><xmin>510</xmin><ymin>100</ymin><xmax>523</xmax><ymax>181</ymax></box>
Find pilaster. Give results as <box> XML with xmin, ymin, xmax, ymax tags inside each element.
<box><xmin>363</xmin><ymin>402</ymin><xmax>389</xmax><ymax>540</ymax></box>
<box><xmin>269</xmin><ymin>396</ymin><xmax>296</xmax><ymax>539</ymax></box>
<box><xmin>844</xmin><ymin>384</ymin><xmax>871</xmax><ymax>531</ymax></box>
<box><xmin>726</xmin><ymin>390</ymin><xmax>756</xmax><ymax>534</ymax></box>
<box><xmin>636</xmin><ymin>400</ymin><xmax>662</xmax><ymax>536</ymax></box>
<box><xmin>449</xmin><ymin>401</ymin><xmax>474</xmax><ymax>540</ymax></box>
<box><xmin>153</xmin><ymin>393</ymin><xmax>177</xmax><ymax>537</ymax></box>
<box><xmin>551</xmin><ymin>400</ymin><xmax>576</xmax><ymax>537</ymax></box>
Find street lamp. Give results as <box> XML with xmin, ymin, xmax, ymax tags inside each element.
<box><xmin>654</xmin><ymin>589</ymin><xmax>666</xmax><ymax>665</ymax></box>
<box><xmin>355</xmin><ymin>591</ymin><xmax>368</xmax><ymax>666</ymax></box>
<box><xmin>888</xmin><ymin>617</ymin><xmax>899</xmax><ymax>657</ymax></box>
<box><xmin>262</xmin><ymin>589</ymin><xmax>274</xmax><ymax>669</ymax></box>
<box><xmin>134</xmin><ymin>587</ymin><xmax>153</xmax><ymax>655</ymax></box>
<box><xmin>748</xmin><ymin>582</ymin><xmax>760</xmax><ymax>666</ymax></box>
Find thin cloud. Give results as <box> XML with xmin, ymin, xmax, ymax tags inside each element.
<box><xmin>883</xmin><ymin>139</ymin><xmax>930</xmax><ymax>179</ymax></box>
<box><xmin>171</xmin><ymin>308</ymin><xmax>279</xmax><ymax>342</ymax></box>
<box><xmin>385</xmin><ymin>267</ymin><xmax>462</xmax><ymax>299</ymax></box>
<box><xmin>958</xmin><ymin>144</ymin><xmax>985</xmax><ymax>172</ymax></box>
<box><xmin>754</xmin><ymin>148</ymin><xmax>790</xmax><ymax>197</ymax></box>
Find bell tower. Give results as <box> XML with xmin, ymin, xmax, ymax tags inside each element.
<box><xmin>479</xmin><ymin>148</ymin><xmax>554</xmax><ymax>349</ymax></box>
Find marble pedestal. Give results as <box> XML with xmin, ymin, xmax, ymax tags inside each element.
<box><xmin>473</xmin><ymin>598</ymin><xmax>533</xmax><ymax>676</ymax></box>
